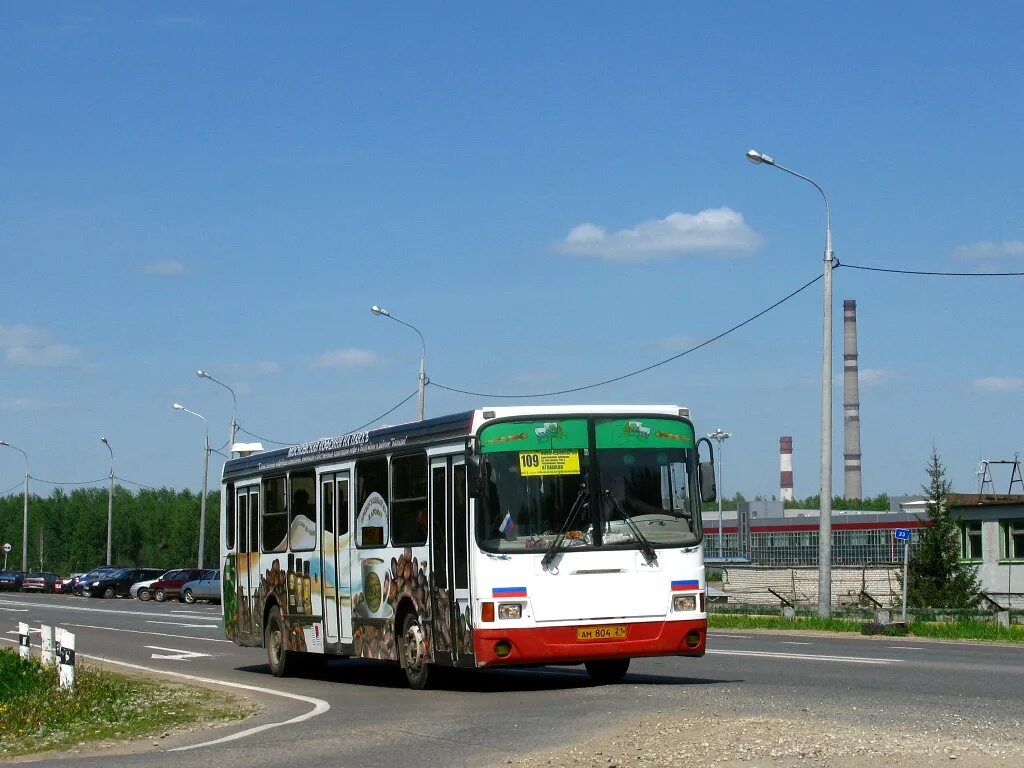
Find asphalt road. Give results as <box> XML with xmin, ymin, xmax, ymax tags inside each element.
<box><xmin>3</xmin><ymin>593</ymin><xmax>1023</xmax><ymax>767</ymax></box>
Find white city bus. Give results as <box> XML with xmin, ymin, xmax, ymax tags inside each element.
<box><xmin>221</xmin><ymin>405</ymin><xmax>717</xmax><ymax>688</ymax></box>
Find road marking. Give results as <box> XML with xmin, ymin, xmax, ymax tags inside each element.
<box><xmin>889</xmin><ymin>646</ymin><xmax>924</xmax><ymax>650</ymax></box>
<box><xmin>0</xmin><ymin>607</ymin><xmax>29</xmax><ymax>612</ymax></box>
<box><xmin>0</xmin><ymin>635</ymin><xmax>330</xmax><ymax>752</ymax></box>
<box><xmin>64</xmin><ymin>622</ymin><xmax>233</xmax><ymax>643</ymax></box>
<box><xmin>147</xmin><ymin>620</ymin><xmax>220</xmax><ymax>629</ymax></box>
<box><xmin>707</xmin><ymin>649</ymin><xmax>898</xmax><ymax>665</ymax></box>
<box><xmin>0</xmin><ymin>597</ymin><xmax>218</xmax><ymax>619</ymax></box>
<box><xmin>780</xmin><ymin>641</ymin><xmax>812</xmax><ymax>645</ymax></box>
<box><xmin>146</xmin><ymin>645</ymin><xmax>213</xmax><ymax>661</ymax></box>
<box><xmin>710</xmin><ymin>633</ymin><xmax>752</xmax><ymax>639</ymax></box>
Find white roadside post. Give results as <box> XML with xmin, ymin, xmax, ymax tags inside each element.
<box><xmin>40</xmin><ymin>624</ymin><xmax>55</xmax><ymax>666</ymax></box>
<box><xmin>18</xmin><ymin>621</ymin><xmax>30</xmax><ymax>660</ymax></box>
<box><xmin>56</xmin><ymin>627</ymin><xmax>76</xmax><ymax>690</ymax></box>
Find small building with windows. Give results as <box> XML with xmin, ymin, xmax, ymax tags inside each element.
<box><xmin>948</xmin><ymin>493</ymin><xmax>1024</xmax><ymax>607</ymax></box>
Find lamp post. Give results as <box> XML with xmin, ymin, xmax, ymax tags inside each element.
<box><xmin>101</xmin><ymin>437</ymin><xmax>114</xmax><ymax>566</ymax></box>
<box><xmin>370</xmin><ymin>304</ymin><xmax>427</xmax><ymax>421</ymax></box>
<box><xmin>707</xmin><ymin>429</ymin><xmax>732</xmax><ymax>559</ymax></box>
<box><xmin>197</xmin><ymin>370</ymin><xmax>238</xmax><ymax>454</ymax></box>
<box><xmin>747</xmin><ymin>148</ymin><xmax>835</xmax><ymax>618</ymax></box>
<box><xmin>173</xmin><ymin>404</ymin><xmax>210</xmax><ymax>569</ymax></box>
<box><xmin>0</xmin><ymin>441</ymin><xmax>29</xmax><ymax>571</ymax></box>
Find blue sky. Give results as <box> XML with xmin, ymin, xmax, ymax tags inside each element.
<box><xmin>2</xmin><ymin>4</ymin><xmax>1023</xmax><ymax>502</ymax></box>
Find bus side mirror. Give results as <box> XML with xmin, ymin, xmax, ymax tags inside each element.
<box><xmin>699</xmin><ymin>462</ymin><xmax>717</xmax><ymax>503</ymax></box>
<box><xmin>466</xmin><ymin>447</ymin><xmax>486</xmax><ymax>498</ymax></box>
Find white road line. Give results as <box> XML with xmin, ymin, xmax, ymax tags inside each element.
<box><xmin>0</xmin><ymin>607</ymin><xmax>29</xmax><ymax>612</ymax></box>
<box><xmin>889</xmin><ymin>646</ymin><xmax>924</xmax><ymax>650</ymax></box>
<box><xmin>0</xmin><ymin>597</ymin><xmax>217</xmax><ymax>619</ymax></box>
<box><xmin>780</xmin><ymin>641</ymin><xmax>812</xmax><ymax>645</ymax></box>
<box><xmin>710</xmin><ymin>633</ymin><xmax>752</xmax><ymax>639</ymax></box>
<box><xmin>0</xmin><ymin>635</ymin><xmax>330</xmax><ymax>752</ymax></box>
<box><xmin>707</xmin><ymin>649</ymin><xmax>898</xmax><ymax>665</ymax></box>
<box><xmin>147</xmin><ymin>620</ymin><xmax>220</xmax><ymax>629</ymax></box>
<box><xmin>146</xmin><ymin>646</ymin><xmax>213</xmax><ymax>661</ymax></box>
<box><xmin>64</xmin><ymin>622</ymin><xmax>233</xmax><ymax>643</ymax></box>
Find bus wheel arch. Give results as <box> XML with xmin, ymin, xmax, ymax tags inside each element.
<box><xmin>264</xmin><ymin>603</ymin><xmax>294</xmax><ymax>677</ymax></box>
<box><xmin>396</xmin><ymin>600</ymin><xmax>432</xmax><ymax>690</ymax></box>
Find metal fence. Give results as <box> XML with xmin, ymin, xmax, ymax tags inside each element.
<box><xmin>705</xmin><ymin>526</ymin><xmax>921</xmax><ymax>567</ymax></box>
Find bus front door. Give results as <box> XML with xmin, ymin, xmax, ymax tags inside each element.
<box><xmin>451</xmin><ymin>459</ymin><xmax>475</xmax><ymax>665</ymax></box>
<box><xmin>429</xmin><ymin>458</ymin><xmax>454</xmax><ymax>664</ymax></box>
<box><xmin>236</xmin><ymin>486</ymin><xmax>259</xmax><ymax>645</ymax></box>
<box><xmin>321</xmin><ymin>469</ymin><xmax>353</xmax><ymax>647</ymax></box>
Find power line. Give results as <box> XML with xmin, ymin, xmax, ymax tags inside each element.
<box><xmin>432</xmin><ymin>272</ymin><xmax>824</xmax><ymax>399</ymax></box>
<box><xmin>840</xmin><ymin>261</ymin><xmax>1024</xmax><ymax>277</ymax></box>
<box><xmin>29</xmin><ymin>475</ymin><xmax>108</xmax><ymax>486</ymax></box>
<box><xmin>237</xmin><ymin>390</ymin><xmax>420</xmax><ymax>446</ymax></box>
<box><xmin>114</xmin><ymin>476</ymin><xmax>168</xmax><ymax>492</ymax></box>
<box><xmin>0</xmin><ymin>481</ymin><xmax>23</xmax><ymax>496</ymax></box>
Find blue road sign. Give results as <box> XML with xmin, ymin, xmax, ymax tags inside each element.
<box><xmin>894</xmin><ymin>528</ymin><xmax>911</xmax><ymax>541</ymax></box>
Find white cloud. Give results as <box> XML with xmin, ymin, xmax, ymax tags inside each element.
<box><xmin>953</xmin><ymin>240</ymin><xmax>1024</xmax><ymax>260</ymax></box>
<box><xmin>312</xmin><ymin>348</ymin><xmax>380</xmax><ymax>371</ymax></box>
<box><xmin>140</xmin><ymin>259</ymin><xmax>185</xmax><ymax>276</ymax></box>
<box><xmin>0</xmin><ymin>324</ymin><xmax>50</xmax><ymax>348</ymax></box>
<box><xmin>858</xmin><ymin>368</ymin><xmax>893</xmax><ymax>386</ymax></box>
<box><xmin>561</xmin><ymin>207</ymin><xmax>762</xmax><ymax>262</ymax></box>
<box><xmin>5</xmin><ymin>343</ymin><xmax>83</xmax><ymax>368</ymax></box>
<box><xmin>0</xmin><ymin>325</ymin><xmax>83</xmax><ymax>369</ymax></box>
<box><xmin>971</xmin><ymin>376</ymin><xmax>1024</xmax><ymax>393</ymax></box>
<box><xmin>2</xmin><ymin>397</ymin><xmax>47</xmax><ymax>413</ymax></box>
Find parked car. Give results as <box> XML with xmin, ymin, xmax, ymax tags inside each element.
<box><xmin>133</xmin><ymin>569</ymin><xmax>183</xmax><ymax>601</ymax></box>
<box><xmin>150</xmin><ymin>568</ymin><xmax>207</xmax><ymax>602</ymax></box>
<box><xmin>83</xmin><ymin>567</ymin><xmax>165</xmax><ymax>599</ymax></box>
<box><xmin>179</xmin><ymin>569</ymin><xmax>221</xmax><ymax>604</ymax></box>
<box><xmin>21</xmin><ymin>571</ymin><xmax>60</xmax><ymax>593</ymax></box>
<box><xmin>54</xmin><ymin>573</ymin><xmax>82</xmax><ymax>594</ymax></box>
<box><xmin>0</xmin><ymin>570</ymin><xmax>25</xmax><ymax>591</ymax></box>
<box><xmin>71</xmin><ymin>566</ymin><xmax>124</xmax><ymax>595</ymax></box>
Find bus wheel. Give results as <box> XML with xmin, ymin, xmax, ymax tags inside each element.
<box><xmin>584</xmin><ymin>658</ymin><xmax>630</xmax><ymax>684</ymax></box>
<box><xmin>265</xmin><ymin>606</ymin><xmax>294</xmax><ymax>677</ymax></box>
<box><xmin>399</xmin><ymin>612</ymin><xmax>431</xmax><ymax>690</ymax></box>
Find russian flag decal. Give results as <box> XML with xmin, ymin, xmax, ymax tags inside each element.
<box><xmin>493</xmin><ymin>586</ymin><xmax>528</xmax><ymax>598</ymax></box>
<box><xmin>671</xmin><ymin>580</ymin><xmax>700</xmax><ymax>592</ymax></box>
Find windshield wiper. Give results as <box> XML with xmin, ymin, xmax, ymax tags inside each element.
<box><xmin>602</xmin><ymin>490</ymin><xmax>657</xmax><ymax>565</ymax></box>
<box><xmin>541</xmin><ymin>483</ymin><xmax>589</xmax><ymax>569</ymax></box>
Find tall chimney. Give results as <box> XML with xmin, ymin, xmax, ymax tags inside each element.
<box><xmin>843</xmin><ymin>299</ymin><xmax>863</xmax><ymax>499</ymax></box>
<box><xmin>780</xmin><ymin>436</ymin><xmax>794</xmax><ymax>501</ymax></box>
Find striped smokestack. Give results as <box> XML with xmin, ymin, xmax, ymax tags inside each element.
<box><xmin>780</xmin><ymin>436</ymin><xmax>794</xmax><ymax>501</ymax></box>
<box><xmin>843</xmin><ymin>299</ymin><xmax>863</xmax><ymax>499</ymax></box>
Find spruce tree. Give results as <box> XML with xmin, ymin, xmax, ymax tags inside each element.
<box><xmin>906</xmin><ymin>447</ymin><xmax>982</xmax><ymax>609</ymax></box>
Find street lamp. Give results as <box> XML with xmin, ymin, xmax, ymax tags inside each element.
<box><xmin>747</xmin><ymin>147</ymin><xmax>835</xmax><ymax>618</ymax></box>
<box><xmin>0</xmin><ymin>441</ymin><xmax>29</xmax><ymax>571</ymax></box>
<box><xmin>706</xmin><ymin>429</ymin><xmax>732</xmax><ymax>559</ymax></box>
<box><xmin>197</xmin><ymin>370</ymin><xmax>238</xmax><ymax>454</ymax></box>
<box><xmin>371</xmin><ymin>304</ymin><xmax>427</xmax><ymax>421</ymax></box>
<box><xmin>101</xmin><ymin>437</ymin><xmax>114</xmax><ymax>566</ymax></box>
<box><xmin>172</xmin><ymin>403</ymin><xmax>210</xmax><ymax>569</ymax></box>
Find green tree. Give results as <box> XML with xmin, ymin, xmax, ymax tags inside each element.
<box><xmin>906</xmin><ymin>447</ymin><xmax>982</xmax><ymax>609</ymax></box>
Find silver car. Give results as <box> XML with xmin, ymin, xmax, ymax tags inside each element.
<box><xmin>179</xmin><ymin>569</ymin><xmax>221</xmax><ymax>604</ymax></box>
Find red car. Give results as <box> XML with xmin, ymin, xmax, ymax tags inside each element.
<box><xmin>150</xmin><ymin>569</ymin><xmax>207</xmax><ymax>602</ymax></box>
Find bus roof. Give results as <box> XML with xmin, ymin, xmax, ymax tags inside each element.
<box><xmin>221</xmin><ymin>404</ymin><xmax>689</xmax><ymax>481</ymax></box>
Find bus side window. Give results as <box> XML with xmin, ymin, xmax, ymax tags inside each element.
<box><xmin>225</xmin><ymin>483</ymin><xmax>235</xmax><ymax>550</ymax></box>
<box><xmin>454</xmin><ymin>463</ymin><xmax>468</xmax><ymax>590</ymax></box>
<box><xmin>391</xmin><ymin>453</ymin><xmax>428</xmax><ymax>546</ymax></box>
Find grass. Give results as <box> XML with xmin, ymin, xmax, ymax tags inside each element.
<box><xmin>0</xmin><ymin>649</ymin><xmax>254</xmax><ymax>758</ymax></box>
<box><xmin>709</xmin><ymin>610</ymin><xmax>1024</xmax><ymax>643</ymax></box>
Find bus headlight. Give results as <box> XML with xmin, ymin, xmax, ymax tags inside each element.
<box><xmin>672</xmin><ymin>595</ymin><xmax>696</xmax><ymax>612</ymax></box>
<box><xmin>498</xmin><ymin>602</ymin><xmax>523</xmax><ymax>620</ymax></box>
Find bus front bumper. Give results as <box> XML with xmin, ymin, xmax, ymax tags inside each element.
<box><xmin>472</xmin><ymin>617</ymin><xmax>706</xmax><ymax>667</ymax></box>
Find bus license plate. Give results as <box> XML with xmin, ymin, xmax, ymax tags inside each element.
<box><xmin>576</xmin><ymin>625</ymin><xmax>627</xmax><ymax>642</ymax></box>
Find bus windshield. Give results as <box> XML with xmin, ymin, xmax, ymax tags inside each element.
<box><xmin>476</xmin><ymin>416</ymin><xmax>701</xmax><ymax>553</ymax></box>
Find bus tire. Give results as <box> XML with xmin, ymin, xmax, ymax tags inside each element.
<box><xmin>584</xmin><ymin>658</ymin><xmax>630</xmax><ymax>684</ymax></box>
<box><xmin>265</xmin><ymin>605</ymin><xmax>294</xmax><ymax>677</ymax></box>
<box><xmin>399</xmin><ymin>612</ymin><xmax>432</xmax><ymax>690</ymax></box>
